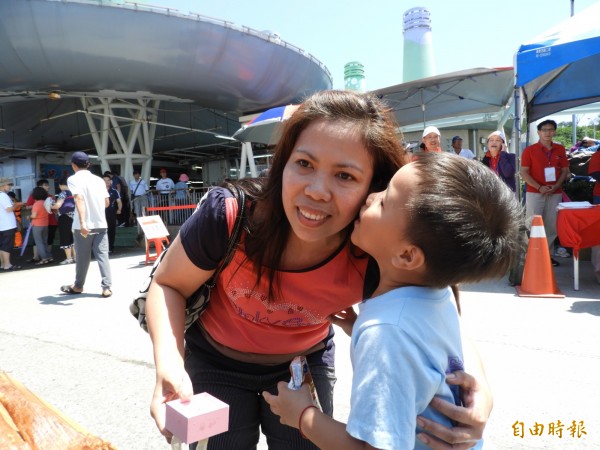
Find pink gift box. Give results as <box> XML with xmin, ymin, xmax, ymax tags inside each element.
<box><xmin>165</xmin><ymin>393</ymin><xmax>229</xmax><ymax>444</ymax></box>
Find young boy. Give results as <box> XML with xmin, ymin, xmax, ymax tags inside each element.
<box><xmin>263</xmin><ymin>152</ymin><xmax>525</xmax><ymax>449</ymax></box>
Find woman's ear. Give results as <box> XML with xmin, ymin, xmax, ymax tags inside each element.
<box><xmin>391</xmin><ymin>245</ymin><xmax>425</xmax><ymax>271</ymax></box>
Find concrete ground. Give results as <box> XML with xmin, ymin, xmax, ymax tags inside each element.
<box><xmin>1</xmin><ymin>245</ymin><xmax>598</xmax><ymax>449</ymax></box>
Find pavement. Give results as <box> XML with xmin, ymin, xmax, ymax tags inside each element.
<box><xmin>1</xmin><ymin>244</ymin><xmax>599</xmax><ymax>449</ymax></box>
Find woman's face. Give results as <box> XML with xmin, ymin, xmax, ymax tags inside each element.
<box><xmin>422</xmin><ymin>132</ymin><xmax>440</xmax><ymax>151</ymax></box>
<box><xmin>282</xmin><ymin>119</ymin><xmax>374</xmax><ymax>245</ymax></box>
<box><xmin>487</xmin><ymin>136</ymin><xmax>504</xmax><ymax>154</ymax></box>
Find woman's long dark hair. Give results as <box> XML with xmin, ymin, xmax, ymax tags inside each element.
<box><xmin>232</xmin><ymin>90</ymin><xmax>407</xmax><ymax>299</ymax></box>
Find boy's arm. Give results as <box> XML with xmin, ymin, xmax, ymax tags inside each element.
<box><xmin>263</xmin><ymin>383</ymin><xmax>372</xmax><ymax>450</ymax></box>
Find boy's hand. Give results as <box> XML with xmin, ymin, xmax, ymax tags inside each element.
<box><xmin>262</xmin><ymin>382</ymin><xmax>313</xmax><ymax>429</ymax></box>
<box><xmin>329</xmin><ymin>307</ymin><xmax>357</xmax><ymax>337</ymax></box>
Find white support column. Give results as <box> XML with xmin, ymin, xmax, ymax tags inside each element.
<box><xmin>239</xmin><ymin>142</ymin><xmax>257</xmax><ymax>179</ymax></box>
<box><xmin>80</xmin><ymin>96</ymin><xmax>158</xmax><ymax>183</ymax></box>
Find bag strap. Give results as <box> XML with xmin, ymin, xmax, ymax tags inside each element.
<box><xmin>204</xmin><ymin>185</ymin><xmax>246</xmax><ymax>289</ymax></box>
<box><xmin>132</xmin><ymin>179</ymin><xmax>142</xmax><ymax>196</ymax></box>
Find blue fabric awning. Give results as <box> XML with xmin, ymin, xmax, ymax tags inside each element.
<box><xmin>515</xmin><ymin>2</ymin><xmax>600</xmax><ymax>122</ymax></box>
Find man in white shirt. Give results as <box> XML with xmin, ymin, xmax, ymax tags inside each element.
<box><xmin>60</xmin><ymin>151</ymin><xmax>112</xmax><ymax>297</ymax></box>
<box><xmin>0</xmin><ymin>178</ymin><xmax>23</xmax><ymax>270</ymax></box>
<box><xmin>129</xmin><ymin>170</ymin><xmax>149</xmax><ymax>220</ymax></box>
<box><xmin>451</xmin><ymin>136</ymin><xmax>476</xmax><ymax>160</ymax></box>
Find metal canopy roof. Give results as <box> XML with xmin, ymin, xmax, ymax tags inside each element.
<box><xmin>0</xmin><ymin>0</ymin><xmax>332</xmax><ymax>163</ymax></box>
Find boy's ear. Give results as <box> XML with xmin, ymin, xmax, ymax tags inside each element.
<box><xmin>391</xmin><ymin>245</ymin><xmax>425</xmax><ymax>271</ymax></box>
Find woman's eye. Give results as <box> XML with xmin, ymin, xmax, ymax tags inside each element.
<box><xmin>337</xmin><ymin>172</ymin><xmax>355</xmax><ymax>181</ymax></box>
<box><xmin>297</xmin><ymin>159</ymin><xmax>311</xmax><ymax>168</ymax></box>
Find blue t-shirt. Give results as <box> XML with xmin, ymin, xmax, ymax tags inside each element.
<box><xmin>347</xmin><ymin>286</ymin><xmax>483</xmax><ymax>449</ymax></box>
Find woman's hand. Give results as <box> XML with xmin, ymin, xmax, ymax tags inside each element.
<box><xmin>150</xmin><ymin>364</ymin><xmax>194</xmax><ymax>442</ymax></box>
<box><xmin>262</xmin><ymin>382</ymin><xmax>314</xmax><ymax>429</ymax></box>
<box><xmin>416</xmin><ymin>370</ymin><xmax>491</xmax><ymax>449</ymax></box>
<box><xmin>329</xmin><ymin>307</ymin><xmax>357</xmax><ymax>337</ymax></box>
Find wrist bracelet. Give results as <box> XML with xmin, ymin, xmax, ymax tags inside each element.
<box><xmin>298</xmin><ymin>405</ymin><xmax>318</xmax><ymax>439</ymax></box>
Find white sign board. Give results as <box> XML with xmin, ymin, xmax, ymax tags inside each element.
<box><xmin>137</xmin><ymin>215</ymin><xmax>170</xmax><ymax>239</ymax></box>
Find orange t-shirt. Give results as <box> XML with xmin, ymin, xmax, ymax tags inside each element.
<box><xmin>201</xmin><ymin>242</ymin><xmax>369</xmax><ymax>354</ymax></box>
<box><xmin>31</xmin><ymin>200</ymin><xmax>49</xmax><ymax>227</ymax></box>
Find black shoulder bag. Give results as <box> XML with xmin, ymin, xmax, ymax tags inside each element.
<box><xmin>129</xmin><ymin>186</ymin><xmax>246</xmax><ymax>332</ymax></box>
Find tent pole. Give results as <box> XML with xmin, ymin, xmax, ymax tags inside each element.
<box><xmin>513</xmin><ymin>87</ymin><xmax>523</xmax><ymax>203</ymax></box>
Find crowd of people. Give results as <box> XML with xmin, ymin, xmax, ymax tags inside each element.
<box><xmin>0</xmin><ymin>165</ymin><xmax>195</xmax><ymax>271</ymax></box>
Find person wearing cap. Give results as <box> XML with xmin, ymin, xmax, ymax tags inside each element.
<box><xmin>420</xmin><ymin>126</ymin><xmax>442</xmax><ymax>155</ymax></box>
<box><xmin>129</xmin><ymin>170</ymin><xmax>149</xmax><ymax>221</ymax></box>
<box><xmin>520</xmin><ymin>119</ymin><xmax>570</xmax><ymax>267</ymax></box>
<box><xmin>0</xmin><ymin>178</ymin><xmax>23</xmax><ymax>270</ymax></box>
<box><xmin>60</xmin><ymin>151</ymin><xmax>113</xmax><ymax>297</ymax></box>
<box><xmin>482</xmin><ymin>131</ymin><xmax>516</xmax><ymax>192</ymax></box>
<box><xmin>451</xmin><ymin>136</ymin><xmax>475</xmax><ymax>160</ymax></box>
<box><xmin>174</xmin><ymin>173</ymin><xmax>192</xmax><ymax>222</ymax></box>
<box><xmin>103</xmin><ymin>173</ymin><xmax>122</xmax><ymax>253</ymax></box>
<box><xmin>154</xmin><ymin>168</ymin><xmax>174</xmax><ymax>224</ymax></box>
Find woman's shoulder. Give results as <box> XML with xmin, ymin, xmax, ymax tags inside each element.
<box><xmin>180</xmin><ymin>186</ymin><xmax>239</xmax><ymax>269</ymax></box>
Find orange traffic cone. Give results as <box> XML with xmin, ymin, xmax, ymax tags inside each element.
<box><xmin>516</xmin><ymin>215</ymin><xmax>564</xmax><ymax>298</ymax></box>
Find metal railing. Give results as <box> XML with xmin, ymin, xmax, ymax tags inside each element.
<box><xmin>132</xmin><ymin>187</ymin><xmax>211</xmax><ymax>227</ymax></box>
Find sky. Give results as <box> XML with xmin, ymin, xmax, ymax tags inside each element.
<box><xmin>157</xmin><ymin>0</ymin><xmax>598</xmax><ymax>91</ymax></box>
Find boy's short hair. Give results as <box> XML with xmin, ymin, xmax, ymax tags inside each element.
<box><xmin>407</xmin><ymin>152</ymin><xmax>526</xmax><ymax>288</ymax></box>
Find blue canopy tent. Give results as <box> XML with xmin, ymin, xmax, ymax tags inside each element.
<box><xmin>515</xmin><ymin>2</ymin><xmax>600</xmax><ymax>136</ymax></box>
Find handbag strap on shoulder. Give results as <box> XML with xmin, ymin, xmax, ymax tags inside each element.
<box><xmin>205</xmin><ymin>185</ymin><xmax>246</xmax><ymax>288</ymax></box>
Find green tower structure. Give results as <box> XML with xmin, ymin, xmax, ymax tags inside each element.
<box><xmin>344</xmin><ymin>61</ymin><xmax>366</xmax><ymax>92</ymax></box>
<box><xmin>403</xmin><ymin>7</ymin><xmax>435</xmax><ymax>82</ymax></box>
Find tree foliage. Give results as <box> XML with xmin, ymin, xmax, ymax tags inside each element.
<box><xmin>554</xmin><ymin>113</ymin><xmax>600</xmax><ymax>148</ymax></box>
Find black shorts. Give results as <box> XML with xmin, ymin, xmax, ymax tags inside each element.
<box><xmin>58</xmin><ymin>215</ymin><xmax>74</xmax><ymax>247</ymax></box>
<box><xmin>0</xmin><ymin>228</ymin><xmax>16</xmax><ymax>252</ymax></box>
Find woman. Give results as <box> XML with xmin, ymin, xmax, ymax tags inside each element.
<box><xmin>482</xmin><ymin>131</ymin><xmax>516</xmax><ymax>192</ymax></box>
<box><xmin>421</xmin><ymin>126</ymin><xmax>442</xmax><ymax>153</ymax></box>
<box><xmin>147</xmin><ymin>90</ymin><xmax>491</xmax><ymax>449</ymax></box>
<box><xmin>29</xmin><ymin>186</ymin><xmax>53</xmax><ymax>265</ymax></box>
<box><xmin>51</xmin><ymin>178</ymin><xmax>76</xmax><ymax>264</ymax></box>
<box><xmin>174</xmin><ymin>173</ymin><xmax>192</xmax><ymax>222</ymax></box>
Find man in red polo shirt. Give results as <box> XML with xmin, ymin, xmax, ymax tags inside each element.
<box><xmin>520</xmin><ymin>119</ymin><xmax>570</xmax><ymax>267</ymax></box>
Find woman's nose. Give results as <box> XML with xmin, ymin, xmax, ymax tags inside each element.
<box><xmin>305</xmin><ymin>174</ymin><xmax>332</xmax><ymax>201</ymax></box>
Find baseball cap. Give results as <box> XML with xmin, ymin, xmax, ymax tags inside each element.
<box><xmin>451</xmin><ymin>136</ymin><xmax>462</xmax><ymax>143</ymax></box>
<box><xmin>422</xmin><ymin>126</ymin><xmax>440</xmax><ymax>138</ymax></box>
<box><xmin>0</xmin><ymin>177</ymin><xmax>13</xmax><ymax>187</ymax></box>
<box><xmin>487</xmin><ymin>130</ymin><xmax>506</xmax><ymax>142</ymax></box>
<box><xmin>71</xmin><ymin>151</ymin><xmax>89</xmax><ymax>165</ymax></box>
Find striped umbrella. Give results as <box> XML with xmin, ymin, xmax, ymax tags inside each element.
<box><xmin>232</xmin><ymin>104</ymin><xmax>300</xmax><ymax>145</ymax></box>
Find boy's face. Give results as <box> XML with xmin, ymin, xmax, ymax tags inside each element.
<box><xmin>351</xmin><ymin>163</ymin><xmax>418</xmax><ymax>262</ymax></box>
